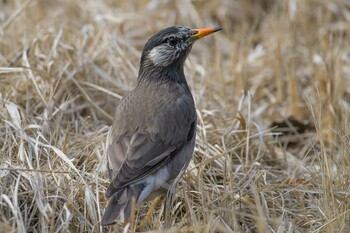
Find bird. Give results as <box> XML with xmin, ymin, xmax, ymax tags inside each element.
<box><xmin>101</xmin><ymin>25</ymin><xmax>222</xmax><ymax>226</ymax></box>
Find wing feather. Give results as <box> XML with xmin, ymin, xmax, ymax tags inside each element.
<box><xmin>104</xmin><ymin>82</ymin><xmax>196</xmax><ymax>198</ymax></box>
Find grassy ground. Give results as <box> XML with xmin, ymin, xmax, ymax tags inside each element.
<box><xmin>1</xmin><ymin>0</ymin><xmax>350</xmax><ymax>232</ymax></box>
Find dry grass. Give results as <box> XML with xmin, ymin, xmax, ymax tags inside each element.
<box><xmin>1</xmin><ymin>0</ymin><xmax>350</xmax><ymax>232</ymax></box>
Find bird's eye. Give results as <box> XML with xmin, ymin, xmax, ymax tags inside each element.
<box><xmin>167</xmin><ymin>38</ymin><xmax>178</xmax><ymax>47</ymax></box>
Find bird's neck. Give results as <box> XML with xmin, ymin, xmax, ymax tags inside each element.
<box><xmin>137</xmin><ymin>61</ymin><xmax>188</xmax><ymax>84</ymax></box>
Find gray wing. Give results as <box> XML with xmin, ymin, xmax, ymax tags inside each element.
<box><xmin>105</xmin><ymin>84</ymin><xmax>196</xmax><ymax>198</ymax></box>
<box><xmin>105</xmin><ymin>133</ymin><xmax>178</xmax><ymax>198</ymax></box>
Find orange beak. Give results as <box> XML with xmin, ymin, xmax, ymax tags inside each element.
<box><xmin>187</xmin><ymin>27</ymin><xmax>222</xmax><ymax>43</ymax></box>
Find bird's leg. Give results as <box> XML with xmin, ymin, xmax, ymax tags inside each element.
<box><xmin>129</xmin><ymin>196</ymin><xmax>136</xmax><ymax>232</ymax></box>
<box><xmin>139</xmin><ymin>195</ymin><xmax>163</xmax><ymax>229</ymax></box>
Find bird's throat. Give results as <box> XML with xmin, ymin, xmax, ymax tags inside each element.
<box><xmin>138</xmin><ymin>61</ymin><xmax>187</xmax><ymax>84</ymax></box>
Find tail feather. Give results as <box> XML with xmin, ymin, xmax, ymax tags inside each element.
<box><xmin>101</xmin><ymin>185</ymin><xmax>142</xmax><ymax>226</ymax></box>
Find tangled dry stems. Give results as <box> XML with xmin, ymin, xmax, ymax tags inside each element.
<box><xmin>1</xmin><ymin>0</ymin><xmax>350</xmax><ymax>232</ymax></box>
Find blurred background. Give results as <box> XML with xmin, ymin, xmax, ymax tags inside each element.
<box><xmin>1</xmin><ymin>0</ymin><xmax>350</xmax><ymax>232</ymax></box>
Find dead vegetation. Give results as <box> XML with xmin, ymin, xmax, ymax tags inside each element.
<box><xmin>0</xmin><ymin>0</ymin><xmax>350</xmax><ymax>232</ymax></box>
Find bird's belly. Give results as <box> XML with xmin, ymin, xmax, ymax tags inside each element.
<box><xmin>135</xmin><ymin>166</ymin><xmax>170</xmax><ymax>203</ymax></box>
<box><xmin>148</xmin><ymin>166</ymin><xmax>170</xmax><ymax>189</ymax></box>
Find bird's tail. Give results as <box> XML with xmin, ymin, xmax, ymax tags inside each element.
<box><xmin>101</xmin><ymin>185</ymin><xmax>142</xmax><ymax>226</ymax></box>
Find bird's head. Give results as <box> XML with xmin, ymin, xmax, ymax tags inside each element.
<box><xmin>139</xmin><ymin>25</ymin><xmax>222</xmax><ymax>79</ymax></box>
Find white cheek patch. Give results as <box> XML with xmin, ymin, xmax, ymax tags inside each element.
<box><xmin>148</xmin><ymin>45</ymin><xmax>179</xmax><ymax>67</ymax></box>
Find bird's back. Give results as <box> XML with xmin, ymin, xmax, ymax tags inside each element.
<box><xmin>106</xmin><ymin>80</ymin><xmax>196</xmax><ymax>179</ymax></box>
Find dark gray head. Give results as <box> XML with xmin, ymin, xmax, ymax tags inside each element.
<box><xmin>142</xmin><ymin>26</ymin><xmax>194</xmax><ymax>67</ymax></box>
<box><xmin>138</xmin><ymin>25</ymin><xmax>222</xmax><ymax>82</ymax></box>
